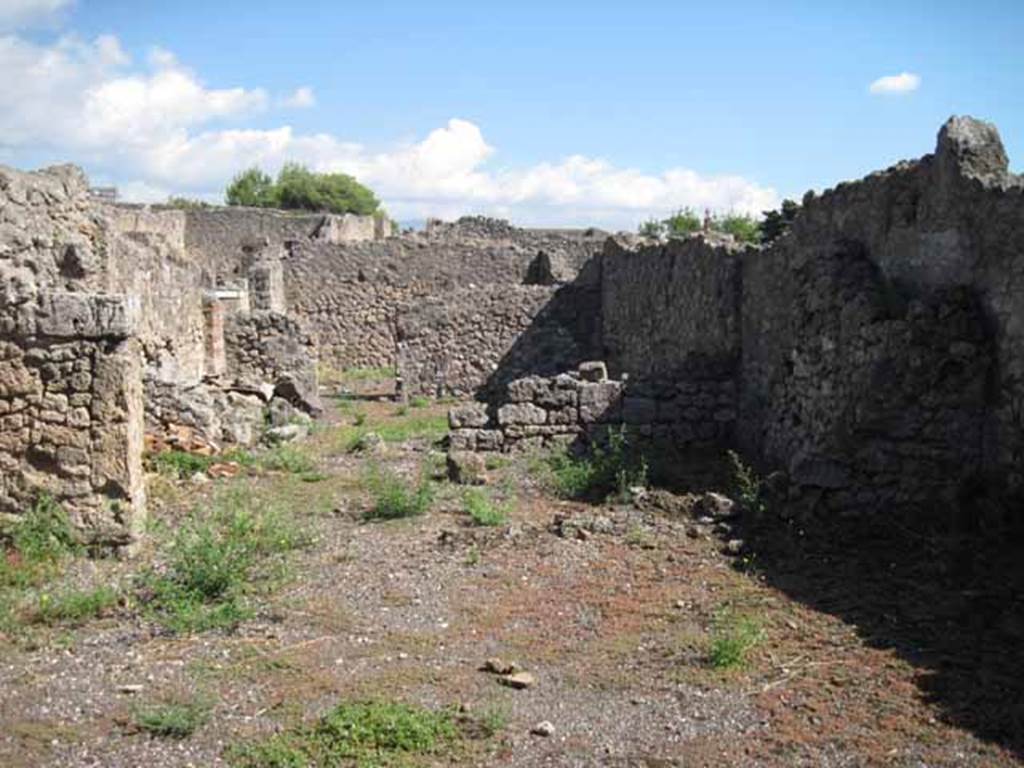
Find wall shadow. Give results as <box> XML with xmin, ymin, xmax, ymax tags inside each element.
<box><xmin>736</xmin><ymin>499</ymin><xmax>1024</xmax><ymax>758</ymax></box>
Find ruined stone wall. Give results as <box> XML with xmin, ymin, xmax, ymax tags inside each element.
<box><xmin>281</xmin><ymin>223</ymin><xmax>606</xmax><ymax>389</ymax></box>
<box><xmin>1</xmin><ymin>165</ymin><xmax>145</xmax><ymax>544</ymax></box>
<box><xmin>600</xmin><ymin>235</ymin><xmax>743</xmax><ymax>378</ymax></box>
<box><xmin>224</xmin><ymin>311</ymin><xmax>321</xmax><ymax>415</ymax></box>
<box><xmin>448</xmin><ymin>362</ymin><xmax>735</xmax><ymax>453</ymax></box>
<box><xmin>182</xmin><ymin>207</ymin><xmax>383</xmax><ymax>283</ymax></box>
<box><xmin>739</xmin><ymin>117</ymin><xmax>1021</xmax><ymax>514</ymax></box>
<box><xmin>396</xmin><ymin>285</ymin><xmax>562</xmax><ymax>396</ymax></box>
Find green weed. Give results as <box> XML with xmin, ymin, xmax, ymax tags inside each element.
<box><xmin>409</xmin><ymin>395</ymin><xmax>430</xmax><ymax>409</ymax></box>
<box><xmin>137</xmin><ymin>490</ymin><xmax>310</xmax><ymax>633</ymax></box>
<box><xmin>32</xmin><ymin>586</ymin><xmax>119</xmax><ymax>626</ymax></box>
<box><xmin>708</xmin><ymin>610</ymin><xmax>765</xmax><ymax>670</ymax></box>
<box><xmin>542</xmin><ymin>427</ymin><xmax>647</xmax><ymax>502</ymax></box>
<box><xmin>463</xmin><ymin>489</ymin><xmax>509</xmax><ymax>527</ymax></box>
<box><xmin>228</xmin><ymin>700</ymin><xmax>458</xmax><ymax>768</ymax></box>
<box><xmin>133</xmin><ymin>696</ymin><xmax>211</xmax><ymax>739</ymax></box>
<box><xmin>364</xmin><ymin>466</ymin><xmax>435</xmax><ymax>521</ymax></box>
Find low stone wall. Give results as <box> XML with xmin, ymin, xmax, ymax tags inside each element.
<box><xmin>0</xmin><ymin>294</ymin><xmax>144</xmax><ymax>547</ymax></box>
<box><xmin>448</xmin><ymin>362</ymin><xmax>736</xmax><ymax>453</ymax></box>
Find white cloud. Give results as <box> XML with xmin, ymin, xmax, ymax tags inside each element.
<box><xmin>868</xmin><ymin>72</ymin><xmax>921</xmax><ymax>95</ymax></box>
<box><xmin>0</xmin><ymin>30</ymin><xmax>779</xmax><ymax>229</ymax></box>
<box><xmin>280</xmin><ymin>86</ymin><xmax>315</xmax><ymax>108</ymax></box>
<box><xmin>0</xmin><ymin>0</ymin><xmax>72</xmax><ymax>31</ymax></box>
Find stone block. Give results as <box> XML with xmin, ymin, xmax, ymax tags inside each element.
<box><xmin>447</xmin><ymin>451</ymin><xmax>486</xmax><ymax>485</ymax></box>
<box><xmin>35</xmin><ymin>292</ymin><xmax>139</xmax><ymax>339</ymax></box>
<box><xmin>498</xmin><ymin>402</ymin><xmax>547</xmax><ymax>426</ymax></box>
<box><xmin>507</xmin><ymin>377</ymin><xmax>548</xmax><ymax>403</ymax></box>
<box><xmin>449</xmin><ymin>402</ymin><xmax>489</xmax><ymax>429</ymax></box>
<box><xmin>578</xmin><ymin>361</ymin><xmax>608</xmax><ymax>382</ymax></box>
<box><xmin>578</xmin><ymin>381</ymin><xmax>622</xmax><ymax>423</ymax></box>
<box><xmin>476</xmin><ymin>429</ymin><xmax>505</xmax><ymax>451</ymax></box>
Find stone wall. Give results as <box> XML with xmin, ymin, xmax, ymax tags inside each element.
<box><xmin>600</xmin><ymin>235</ymin><xmax>743</xmax><ymax>378</ymax></box>
<box><xmin>281</xmin><ymin>222</ymin><xmax>607</xmax><ymax>388</ymax></box>
<box><xmin>452</xmin><ymin>117</ymin><xmax>1024</xmax><ymax>522</ymax></box>
<box><xmin>448</xmin><ymin>361</ymin><xmax>736</xmax><ymax>453</ymax></box>
<box><xmin>1</xmin><ymin>165</ymin><xmax>147</xmax><ymax>546</ymax></box>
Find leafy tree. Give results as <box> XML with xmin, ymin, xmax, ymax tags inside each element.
<box><xmin>663</xmin><ymin>207</ymin><xmax>702</xmax><ymax>238</ymax></box>
<box><xmin>714</xmin><ymin>213</ymin><xmax>760</xmax><ymax>244</ymax></box>
<box><xmin>759</xmin><ymin>199</ymin><xmax>800</xmax><ymax>244</ymax></box>
<box><xmin>225</xmin><ymin>168</ymin><xmax>275</xmax><ymax>208</ymax></box>
<box><xmin>229</xmin><ymin>163</ymin><xmax>380</xmax><ymax>215</ymax></box>
<box><xmin>638</xmin><ymin>218</ymin><xmax>665</xmax><ymax>239</ymax></box>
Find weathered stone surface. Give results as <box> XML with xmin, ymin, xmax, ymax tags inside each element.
<box><xmin>578</xmin><ymin>361</ymin><xmax>607</xmax><ymax>382</ymax></box>
<box><xmin>447</xmin><ymin>451</ymin><xmax>487</xmax><ymax>485</ymax></box>
<box><xmin>449</xmin><ymin>402</ymin><xmax>489</xmax><ymax>429</ymax></box>
<box><xmin>498</xmin><ymin>402</ymin><xmax>547</xmax><ymax>426</ymax></box>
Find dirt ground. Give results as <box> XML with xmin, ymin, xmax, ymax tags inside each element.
<box><xmin>1</xmin><ymin>395</ymin><xmax>1021</xmax><ymax>767</ymax></box>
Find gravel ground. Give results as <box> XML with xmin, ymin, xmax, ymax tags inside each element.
<box><xmin>1</xmin><ymin>399</ymin><xmax>1020</xmax><ymax>767</ymax></box>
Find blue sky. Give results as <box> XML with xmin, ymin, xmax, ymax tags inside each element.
<box><xmin>1</xmin><ymin>0</ymin><xmax>1021</xmax><ymax>227</ymax></box>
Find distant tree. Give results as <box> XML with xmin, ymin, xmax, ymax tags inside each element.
<box><xmin>713</xmin><ymin>213</ymin><xmax>760</xmax><ymax>244</ymax></box>
<box><xmin>663</xmin><ymin>207</ymin><xmax>702</xmax><ymax>238</ymax></box>
<box><xmin>759</xmin><ymin>199</ymin><xmax>800</xmax><ymax>244</ymax></box>
<box><xmin>638</xmin><ymin>218</ymin><xmax>665</xmax><ymax>239</ymax></box>
<box><xmin>225</xmin><ymin>168</ymin><xmax>275</xmax><ymax>207</ymax></box>
<box><xmin>225</xmin><ymin>164</ymin><xmax>380</xmax><ymax>214</ymax></box>
<box><xmin>164</xmin><ymin>196</ymin><xmax>211</xmax><ymax>210</ymax></box>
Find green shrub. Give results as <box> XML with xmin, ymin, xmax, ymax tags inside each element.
<box><xmin>364</xmin><ymin>467</ymin><xmax>434</xmax><ymax>520</ymax></box>
<box><xmin>709</xmin><ymin>611</ymin><xmax>764</xmax><ymax>670</ymax></box>
<box><xmin>228</xmin><ymin>700</ymin><xmax>457</xmax><ymax>767</ymax></box>
<box><xmin>409</xmin><ymin>395</ymin><xmax>430</xmax><ymax>409</ymax></box>
<box><xmin>463</xmin><ymin>489</ymin><xmax>509</xmax><ymax>527</ymax></box>
<box><xmin>638</xmin><ymin>218</ymin><xmax>665</xmax><ymax>239</ymax></box>
<box><xmin>133</xmin><ymin>697</ymin><xmax>210</xmax><ymax>739</ymax></box>
<box><xmin>138</xmin><ymin>490</ymin><xmax>309</xmax><ymax>633</ymax></box>
<box><xmin>543</xmin><ymin>427</ymin><xmax>648</xmax><ymax>502</ymax></box>
<box><xmin>727</xmin><ymin>449</ymin><xmax>767</xmax><ymax>518</ymax></box>
<box><xmin>33</xmin><ymin>586</ymin><xmax>119</xmax><ymax>626</ymax></box>
<box><xmin>713</xmin><ymin>213</ymin><xmax>760</xmax><ymax>244</ymax></box>
<box><xmin>664</xmin><ymin>207</ymin><xmax>702</xmax><ymax>238</ymax></box>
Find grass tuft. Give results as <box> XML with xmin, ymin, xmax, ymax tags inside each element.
<box><xmin>133</xmin><ymin>696</ymin><xmax>210</xmax><ymax>739</ymax></box>
<box><xmin>228</xmin><ymin>700</ymin><xmax>457</xmax><ymax>768</ymax></box>
<box><xmin>364</xmin><ymin>466</ymin><xmax>434</xmax><ymax>521</ymax></box>
<box><xmin>463</xmin><ymin>488</ymin><xmax>509</xmax><ymax>527</ymax></box>
<box><xmin>136</xmin><ymin>489</ymin><xmax>310</xmax><ymax>633</ymax></box>
<box><xmin>32</xmin><ymin>586</ymin><xmax>119</xmax><ymax>626</ymax></box>
<box><xmin>708</xmin><ymin>610</ymin><xmax>765</xmax><ymax>670</ymax></box>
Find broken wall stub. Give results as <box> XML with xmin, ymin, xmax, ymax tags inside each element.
<box><xmin>1</xmin><ymin>165</ymin><xmax>146</xmax><ymax>546</ymax></box>
<box><xmin>448</xmin><ymin>361</ymin><xmax>736</xmax><ymax>454</ymax></box>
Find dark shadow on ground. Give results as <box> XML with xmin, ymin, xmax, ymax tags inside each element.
<box><xmin>730</xmin><ymin>494</ymin><xmax>1024</xmax><ymax>758</ymax></box>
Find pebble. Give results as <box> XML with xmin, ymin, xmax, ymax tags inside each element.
<box><xmin>531</xmin><ymin>720</ymin><xmax>555</xmax><ymax>737</ymax></box>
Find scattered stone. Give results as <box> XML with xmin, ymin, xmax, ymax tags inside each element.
<box><xmin>530</xmin><ymin>721</ymin><xmax>555</xmax><ymax>737</ymax></box>
<box><xmin>350</xmin><ymin>431</ymin><xmax>385</xmax><ymax>455</ymax></box>
<box><xmin>481</xmin><ymin>658</ymin><xmax>518</xmax><ymax>675</ymax></box>
<box><xmin>188</xmin><ymin>471</ymin><xmax>209</xmax><ymax>485</ymax></box>
<box><xmin>264</xmin><ymin>423</ymin><xmax>308</xmax><ymax>444</ymax></box>
<box><xmin>724</xmin><ymin>538</ymin><xmax>745</xmax><ymax>556</ymax></box>
<box><xmin>447</xmin><ymin>450</ymin><xmax>486</xmax><ymax>485</ymax></box>
<box><xmin>694</xmin><ymin>492</ymin><xmax>736</xmax><ymax>520</ymax></box>
<box><xmin>499</xmin><ymin>671</ymin><xmax>536</xmax><ymax>689</ymax></box>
